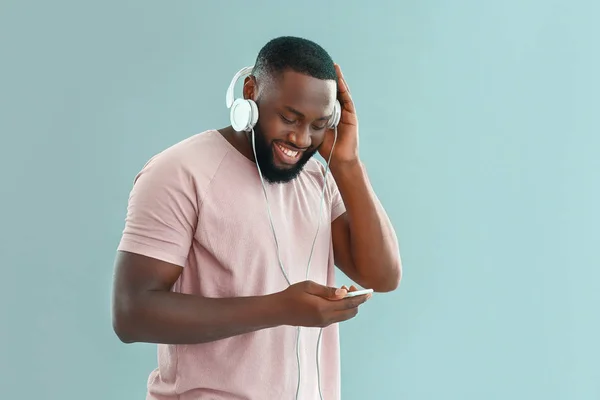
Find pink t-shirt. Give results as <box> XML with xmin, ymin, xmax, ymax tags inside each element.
<box><xmin>117</xmin><ymin>129</ymin><xmax>347</xmax><ymax>400</ymax></box>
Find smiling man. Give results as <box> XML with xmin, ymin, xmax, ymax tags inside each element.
<box><xmin>112</xmin><ymin>36</ymin><xmax>401</xmax><ymax>400</ymax></box>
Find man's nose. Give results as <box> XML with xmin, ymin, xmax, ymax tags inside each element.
<box><xmin>287</xmin><ymin>125</ymin><xmax>311</xmax><ymax>149</ymax></box>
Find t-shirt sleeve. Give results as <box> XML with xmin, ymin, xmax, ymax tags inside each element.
<box><xmin>326</xmin><ymin>168</ymin><xmax>346</xmax><ymax>222</ymax></box>
<box><xmin>117</xmin><ymin>153</ymin><xmax>199</xmax><ymax>267</ymax></box>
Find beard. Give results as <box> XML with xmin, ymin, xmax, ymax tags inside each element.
<box><xmin>249</xmin><ymin>121</ymin><xmax>318</xmax><ymax>184</ymax></box>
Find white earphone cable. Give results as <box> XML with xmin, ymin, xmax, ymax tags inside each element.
<box><xmin>251</xmin><ymin>129</ymin><xmax>292</xmax><ymax>286</ymax></box>
<box><xmin>250</xmin><ymin>126</ymin><xmax>337</xmax><ymax>400</ymax></box>
<box><xmin>316</xmin><ymin>327</ymin><xmax>325</xmax><ymax>400</ymax></box>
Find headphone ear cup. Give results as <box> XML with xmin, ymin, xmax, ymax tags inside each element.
<box><xmin>230</xmin><ymin>99</ymin><xmax>259</xmax><ymax>132</ymax></box>
<box><xmin>248</xmin><ymin>99</ymin><xmax>258</xmax><ymax>130</ymax></box>
<box><xmin>328</xmin><ymin>100</ymin><xmax>342</xmax><ymax>129</ymax></box>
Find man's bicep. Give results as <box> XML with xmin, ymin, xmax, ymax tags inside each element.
<box><xmin>114</xmin><ymin>251</ymin><xmax>183</xmax><ymax>294</ymax></box>
<box><xmin>331</xmin><ymin>212</ymin><xmax>363</xmax><ymax>284</ymax></box>
<box><xmin>111</xmin><ymin>250</ymin><xmax>183</xmax><ymax>341</ymax></box>
<box><xmin>325</xmin><ymin>167</ymin><xmax>358</xmax><ymax>280</ymax></box>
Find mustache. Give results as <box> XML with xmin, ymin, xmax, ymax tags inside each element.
<box><xmin>273</xmin><ymin>140</ymin><xmax>320</xmax><ymax>152</ymax></box>
<box><xmin>273</xmin><ymin>140</ymin><xmax>308</xmax><ymax>151</ymax></box>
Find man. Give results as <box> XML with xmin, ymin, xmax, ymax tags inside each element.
<box><xmin>112</xmin><ymin>36</ymin><xmax>401</xmax><ymax>400</ymax></box>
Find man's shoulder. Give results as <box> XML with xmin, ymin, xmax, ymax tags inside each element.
<box><xmin>133</xmin><ymin>130</ymin><xmax>234</xmax><ymax>191</ymax></box>
<box><xmin>144</xmin><ymin>130</ymin><xmax>230</xmax><ymax>172</ymax></box>
<box><xmin>158</xmin><ymin>129</ymin><xmax>227</xmax><ymax>160</ymax></box>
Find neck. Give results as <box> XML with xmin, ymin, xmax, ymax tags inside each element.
<box><xmin>219</xmin><ymin>126</ymin><xmax>256</xmax><ymax>162</ymax></box>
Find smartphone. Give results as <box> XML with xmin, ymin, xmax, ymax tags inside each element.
<box><xmin>343</xmin><ymin>288</ymin><xmax>373</xmax><ymax>298</ymax></box>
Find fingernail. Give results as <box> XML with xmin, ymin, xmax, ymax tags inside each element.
<box><xmin>335</xmin><ymin>288</ymin><xmax>347</xmax><ymax>296</ymax></box>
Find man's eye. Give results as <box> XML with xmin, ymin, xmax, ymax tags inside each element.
<box><xmin>312</xmin><ymin>125</ymin><xmax>327</xmax><ymax>131</ymax></box>
<box><xmin>279</xmin><ymin>115</ymin><xmax>295</xmax><ymax>124</ymax></box>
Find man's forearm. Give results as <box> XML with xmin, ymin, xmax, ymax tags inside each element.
<box><xmin>331</xmin><ymin>160</ymin><xmax>402</xmax><ymax>291</ymax></box>
<box><xmin>114</xmin><ymin>291</ymin><xmax>284</xmax><ymax>345</ymax></box>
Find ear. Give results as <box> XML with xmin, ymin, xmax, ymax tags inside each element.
<box><xmin>242</xmin><ymin>76</ymin><xmax>257</xmax><ymax>101</ymax></box>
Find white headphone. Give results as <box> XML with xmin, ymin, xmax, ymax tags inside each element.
<box><xmin>225</xmin><ymin>66</ymin><xmax>342</xmax><ymax>132</ymax></box>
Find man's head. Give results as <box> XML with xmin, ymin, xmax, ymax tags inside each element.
<box><xmin>242</xmin><ymin>36</ymin><xmax>338</xmax><ymax>184</ymax></box>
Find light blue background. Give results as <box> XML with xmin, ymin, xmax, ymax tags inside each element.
<box><xmin>1</xmin><ymin>1</ymin><xmax>598</xmax><ymax>399</ymax></box>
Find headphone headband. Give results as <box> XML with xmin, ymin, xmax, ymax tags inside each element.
<box><xmin>226</xmin><ymin>66</ymin><xmax>254</xmax><ymax>109</ymax></box>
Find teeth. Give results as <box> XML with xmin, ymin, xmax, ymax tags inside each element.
<box><xmin>277</xmin><ymin>144</ymin><xmax>299</xmax><ymax>158</ymax></box>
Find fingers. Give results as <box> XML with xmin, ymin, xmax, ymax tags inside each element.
<box><xmin>334</xmin><ymin>293</ymin><xmax>371</xmax><ymax>311</ymax></box>
<box><xmin>322</xmin><ymin>297</ymin><xmax>367</xmax><ymax>325</ymax></box>
<box><xmin>334</xmin><ymin>63</ymin><xmax>351</xmax><ymax>95</ymax></box>
<box><xmin>303</xmin><ymin>280</ymin><xmax>346</xmax><ymax>299</ymax></box>
<box><xmin>330</xmin><ymin>295</ymin><xmax>370</xmax><ymax>324</ymax></box>
<box><xmin>334</xmin><ymin>307</ymin><xmax>359</xmax><ymax>323</ymax></box>
<box><xmin>334</xmin><ymin>63</ymin><xmax>356</xmax><ymax>114</ymax></box>
<box><xmin>329</xmin><ymin>284</ymin><xmax>358</xmax><ymax>300</ymax></box>
<box><xmin>312</xmin><ymin>283</ymin><xmax>370</xmax><ymax>326</ymax></box>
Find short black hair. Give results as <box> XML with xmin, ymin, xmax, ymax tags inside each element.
<box><xmin>252</xmin><ymin>36</ymin><xmax>337</xmax><ymax>81</ymax></box>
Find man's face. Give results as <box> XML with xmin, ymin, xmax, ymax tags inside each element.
<box><xmin>246</xmin><ymin>70</ymin><xmax>337</xmax><ymax>184</ymax></box>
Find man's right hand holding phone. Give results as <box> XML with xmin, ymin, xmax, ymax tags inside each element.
<box><xmin>275</xmin><ymin>280</ymin><xmax>372</xmax><ymax>328</ymax></box>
